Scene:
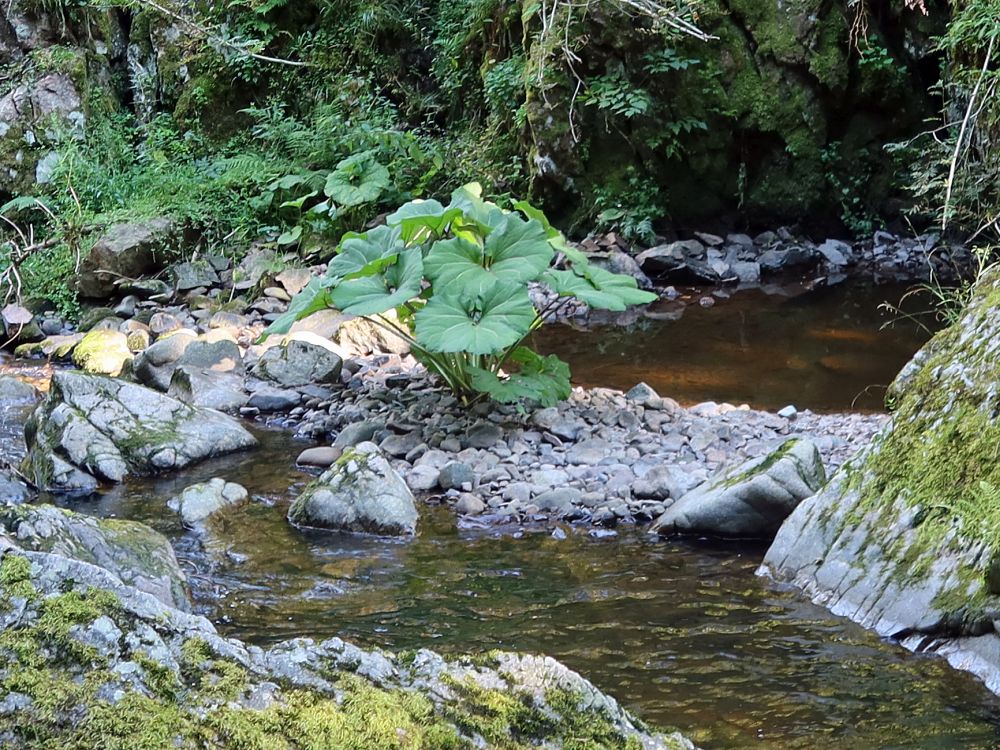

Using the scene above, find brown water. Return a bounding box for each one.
[533,282,936,412]
[46,429,1000,750]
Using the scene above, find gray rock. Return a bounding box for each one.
[454,493,486,515]
[22,372,257,493]
[296,447,341,468]
[0,471,29,504]
[172,260,220,291]
[632,465,700,500]
[177,339,244,374]
[438,461,475,491]
[406,465,440,491]
[0,376,38,405]
[132,332,196,391]
[652,438,826,538]
[252,340,342,388]
[334,420,384,448]
[379,431,422,458]
[0,504,189,609]
[817,239,852,266]
[168,477,248,529]
[288,442,418,535]
[466,421,502,448]
[534,487,582,513]
[247,386,302,412]
[75,219,178,299]
[167,366,249,413]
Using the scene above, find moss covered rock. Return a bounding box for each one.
[71,329,132,376]
[0,545,697,749]
[22,371,257,494]
[761,265,1000,693]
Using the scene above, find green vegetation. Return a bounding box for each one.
[264,185,656,405]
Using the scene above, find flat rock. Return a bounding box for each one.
[168,477,248,529]
[296,446,342,468]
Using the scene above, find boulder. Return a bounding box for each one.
[0,470,29,504]
[22,371,257,493]
[652,438,826,538]
[167,366,248,413]
[75,218,178,299]
[168,477,248,531]
[71,329,132,376]
[0,376,38,405]
[0,504,189,609]
[0,544,694,750]
[288,442,419,536]
[252,339,342,388]
[761,267,1000,692]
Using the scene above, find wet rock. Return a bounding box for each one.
[252,339,342,388]
[288,442,419,535]
[0,471,29,504]
[247,386,301,412]
[0,376,38,405]
[333,420,383,448]
[466,421,502,448]
[454,493,486,515]
[652,438,825,538]
[168,477,248,530]
[0,504,189,609]
[817,239,852,266]
[75,219,178,299]
[22,372,257,493]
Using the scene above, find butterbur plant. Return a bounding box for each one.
[263,184,657,406]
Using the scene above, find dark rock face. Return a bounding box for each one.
[21,371,257,494]
[75,219,180,299]
[761,267,1000,694]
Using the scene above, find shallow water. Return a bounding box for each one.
[2,288,996,748]
[53,429,1000,750]
[533,282,936,412]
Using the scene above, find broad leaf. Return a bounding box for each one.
[324,152,390,207]
[423,237,492,292]
[448,183,507,238]
[482,214,555,282]
[386,199,462,243]
[469,347,571,407]
[414,281,537,355]
[543,266,658,311]
[326,225,404,281]
[259,277,330,340]
[329,247,423,316]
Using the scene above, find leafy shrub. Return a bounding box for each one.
[264,185,657,405]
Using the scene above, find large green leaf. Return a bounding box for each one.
[259,277,331,340]
[386,199,462,243]
[543,265,658,311]
[482,214,555,281]
[326,225,403,281]
[414,281,537,354]
[468,347,571,407]
[329,247,424,316]
[324,152,390,207]
[448,183,507,239]
[423,237,492,292]
[423,215,554,294]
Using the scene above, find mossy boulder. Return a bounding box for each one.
[652,438,826,538]
[71,329,132,376]
[761,266,1000,693]
[0,545,697,749]
[288,442,419,536]
[21,371,257,494]
[0,504,189,610]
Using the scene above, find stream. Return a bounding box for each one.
[3,282,998,749]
